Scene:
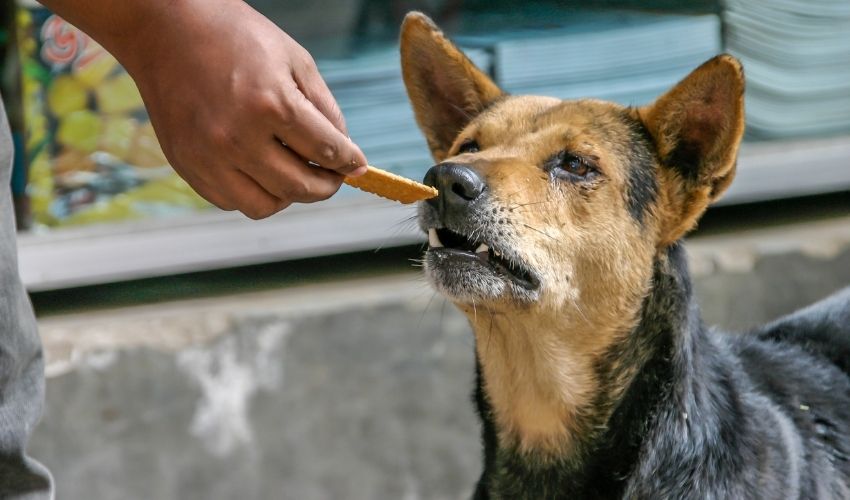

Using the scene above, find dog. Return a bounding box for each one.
[400,12,850,499]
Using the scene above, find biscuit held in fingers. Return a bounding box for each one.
[344,166,438,204]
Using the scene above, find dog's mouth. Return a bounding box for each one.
[426,227,540,292]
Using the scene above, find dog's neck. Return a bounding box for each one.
[468,244,727,496]
[465,302,616,457]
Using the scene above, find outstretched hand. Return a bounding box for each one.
[43,0,367,219]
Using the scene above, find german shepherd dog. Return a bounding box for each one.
[401,12,850,499]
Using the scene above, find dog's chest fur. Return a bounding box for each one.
[473,245,850,500]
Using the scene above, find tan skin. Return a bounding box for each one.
[40,0,368,219]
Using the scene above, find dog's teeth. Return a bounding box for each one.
[475,243,489,254]
[494,250,502,257]
[428,228,443,248]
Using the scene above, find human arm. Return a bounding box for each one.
[39,0,368,219]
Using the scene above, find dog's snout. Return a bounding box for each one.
[424,163,486,212]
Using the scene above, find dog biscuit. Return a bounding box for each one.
[344,165,438,204]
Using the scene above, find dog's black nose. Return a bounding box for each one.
[423,163,486,211]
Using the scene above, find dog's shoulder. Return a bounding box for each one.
[751,286,850,377]
[728,288,850,492]
[726,287,850,415]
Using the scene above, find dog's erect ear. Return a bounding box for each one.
[639,55,745,246]
[401,12,503,161]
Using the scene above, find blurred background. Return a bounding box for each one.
[2,0,849,498]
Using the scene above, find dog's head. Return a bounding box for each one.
[405,13,744,326]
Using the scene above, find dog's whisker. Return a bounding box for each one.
[505,188,526,197]
[438,296,448,338]
[417,290,439,333]
[520,223,559,242]
[507,200,553,209]
[393,214,419,228]
[572,298,592,327]
[486,305,496,356]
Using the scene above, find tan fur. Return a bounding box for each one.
[638,55,746,246]
[402,13,745,459]
[400,13,503,161]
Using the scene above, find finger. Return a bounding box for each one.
[214,167,287,219]
[239,140,344,204]
[292,57,348,134]
[274,82,368,176]
[171,164,238,211]
[293,71,368,178]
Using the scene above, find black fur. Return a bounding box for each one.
[621,111,658,225]
[472,244,850,499]
[664,138,705,182]
[754,288,850,376]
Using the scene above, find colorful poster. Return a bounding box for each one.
[17,6,209,227]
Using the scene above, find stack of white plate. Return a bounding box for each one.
[317,47,491,191]
[724,0,850,138]
[459,11,721,106]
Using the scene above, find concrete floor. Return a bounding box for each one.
[28,194,850,500]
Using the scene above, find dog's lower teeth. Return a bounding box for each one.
[475,243,488,254]
[428,228,443,248]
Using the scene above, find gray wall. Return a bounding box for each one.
[29,218,850,500]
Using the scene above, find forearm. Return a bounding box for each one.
[37,0,227,75]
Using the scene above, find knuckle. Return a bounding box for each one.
[276,95,299,129]
[301,48,317,67]
[290,44,316,69]
[242,202,277,220]
[242,209,264,220]
[208,125,235,146]
[314,180,342,202]
[292,182,311,200]
[255,90,281,115]
[301,177,342,203]
[298,50,317,71]
[210,197,236,211]
[194,185,235,211]
[315,140,341,165]
[286,177,311,200]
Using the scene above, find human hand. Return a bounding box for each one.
[101,0,367,219]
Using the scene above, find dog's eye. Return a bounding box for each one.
[547,152,597,181]
[562,154,589,176]
[457,140,480,154]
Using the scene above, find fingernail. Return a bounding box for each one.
[350,165,368,177]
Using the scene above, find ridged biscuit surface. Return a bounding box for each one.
[344,166,438,204]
